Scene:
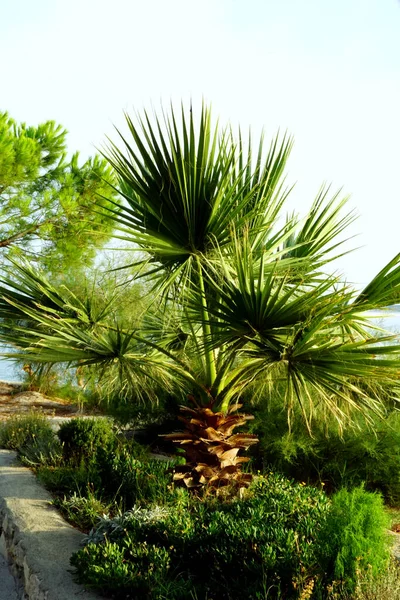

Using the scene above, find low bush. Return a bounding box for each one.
[72,536,187,599]
[19,432,62,467]
[319,486,390,594]
[36,464,101,496]
[0,411,61,467]
[57,417,116,466]
[0,411,55,451]
[96,444,175,508]
[52,492,111,532]
[250,400,400,503]
[36,429,162,523]
[72,473,331,599]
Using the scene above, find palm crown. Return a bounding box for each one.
[1,104,400,489]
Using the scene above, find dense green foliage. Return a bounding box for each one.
[250,399,400,504]
[0,111,116,269]
[52,492,111,533]
[0,411,49,449]
[319,487,390,592]
[35,417,173,511]
[2,104,400,430]
[71,474,330,599]
[70,477,391,600]
[0,411,62,466]
[0,414,394,598]
[57,417,116,466]
[96,446,175,507]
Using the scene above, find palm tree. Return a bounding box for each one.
[1,103,400,493]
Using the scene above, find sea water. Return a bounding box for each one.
[0,350,22,382]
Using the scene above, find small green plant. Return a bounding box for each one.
[52,491,111,532]
[36,464,101,496]
[36,427,158,518]
[318,486,391,594]
[0,411,55,451]
[0,411,61,467]
[71,473,332,599]
[71,537,180,599]
[96,447,175,508]
[57,417,116,466]
[19,433,62,467]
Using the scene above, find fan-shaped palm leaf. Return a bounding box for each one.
[102,104,293,294]
[185,233,400,420]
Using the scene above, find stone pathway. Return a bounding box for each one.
[0,555,18,600]
[388,529,400,562]
[0,451,102,600]
[0,383,94,598]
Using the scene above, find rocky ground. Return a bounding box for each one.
[0,381,93,426]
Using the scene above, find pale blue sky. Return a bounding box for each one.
[1,0,400,286]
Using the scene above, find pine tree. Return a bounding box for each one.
[0,111,116,271]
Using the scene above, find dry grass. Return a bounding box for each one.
[325,560,400,600]
[352,560,400,600]
[386,506,400,531]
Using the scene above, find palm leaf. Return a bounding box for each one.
[101,104,293,294]
[353,252,400,309]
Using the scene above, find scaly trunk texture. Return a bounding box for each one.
[164,403,259,495]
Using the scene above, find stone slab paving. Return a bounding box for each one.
[0,450,102,600]
[0,554,18,600]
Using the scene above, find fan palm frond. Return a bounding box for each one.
[1,102,400,443]
[102,104,293,293]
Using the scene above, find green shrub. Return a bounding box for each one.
[96,445,174,508]
[72,476,392,599]
[71,537,186,599]
[57,417,116,466]
[71,473,331,599]
[0,412,62,468]
[36,464,101,496]
[37,427,156,511]
[0,411,57,454]
[250,400,400,503]
[319,486,390,594]
[19,433,62,467]
[52,492,111,532]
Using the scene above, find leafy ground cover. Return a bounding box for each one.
[0,413,398,599]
